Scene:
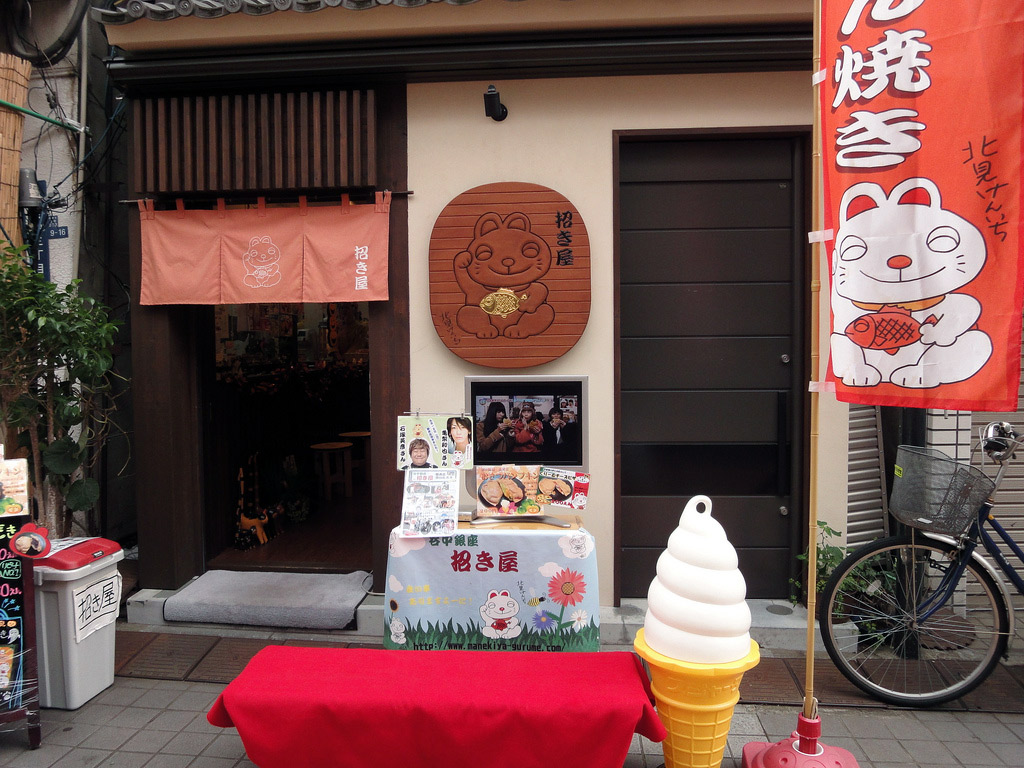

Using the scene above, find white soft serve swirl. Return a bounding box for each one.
[643,495,752,664]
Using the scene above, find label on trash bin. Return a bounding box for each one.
[72,573,122,643]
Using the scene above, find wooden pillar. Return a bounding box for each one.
[369,83,409,593]
[128,101,206,590]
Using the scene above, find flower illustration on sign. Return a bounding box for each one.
[547,568,586,607]
[570,609,589,632]
[532,611,556,633]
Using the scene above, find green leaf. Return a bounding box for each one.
[66,478,100,511]
[42,437,83,475]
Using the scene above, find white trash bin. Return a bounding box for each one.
[33,538,124,709]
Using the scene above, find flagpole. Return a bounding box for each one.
[804,0,824,722]
[740,4,861,763]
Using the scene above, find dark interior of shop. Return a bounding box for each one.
[201,302,373,574]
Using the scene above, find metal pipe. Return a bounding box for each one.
[0,96,84,134]
[74,15,89,280]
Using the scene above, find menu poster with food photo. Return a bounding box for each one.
[400,469,460,538]
[396,414,474,471]
[0,459,28,516]
[475,465,542,517]
[537,467,590,511]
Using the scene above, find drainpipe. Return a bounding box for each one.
[73,13,88,280]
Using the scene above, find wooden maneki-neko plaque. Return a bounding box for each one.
[429,183,591,368]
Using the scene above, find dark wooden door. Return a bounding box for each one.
[616,133,807,599]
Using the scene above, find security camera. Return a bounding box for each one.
[484,85,507,122]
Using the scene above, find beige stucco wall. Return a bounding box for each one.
[408,71,849,605]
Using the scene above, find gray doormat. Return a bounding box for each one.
[163,570,371,630]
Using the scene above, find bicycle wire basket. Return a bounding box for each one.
[889,446,996,535]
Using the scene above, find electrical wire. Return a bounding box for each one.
[4,0,90,68]
[51,98,126,196]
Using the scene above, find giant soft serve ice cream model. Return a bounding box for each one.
[634,495,760,768]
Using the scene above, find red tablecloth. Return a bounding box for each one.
[208,646,665,768]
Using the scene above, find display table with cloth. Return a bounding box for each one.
[384,516,599,650]
[207,646,665,768]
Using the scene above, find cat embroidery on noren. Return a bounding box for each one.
[453,212,555,339]
[830,177,993,388]
[242,235,282,288]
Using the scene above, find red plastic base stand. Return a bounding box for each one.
[742,713,860,768]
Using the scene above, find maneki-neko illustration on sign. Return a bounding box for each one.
[429,182,591,368]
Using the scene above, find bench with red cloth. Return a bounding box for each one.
[207,645,666,768]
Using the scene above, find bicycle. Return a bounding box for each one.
[819,420,1024,707]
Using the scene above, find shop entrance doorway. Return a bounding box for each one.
[615,131,808,599]
[201,302,373,573]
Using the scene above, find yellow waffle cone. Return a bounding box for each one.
[634,629,759,768]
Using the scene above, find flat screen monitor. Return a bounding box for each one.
[465,376,587,470]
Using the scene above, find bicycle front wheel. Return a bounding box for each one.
[819,534,1009,707]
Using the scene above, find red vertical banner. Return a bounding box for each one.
[821,1,1024,411]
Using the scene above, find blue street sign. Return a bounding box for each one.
[36,215,67,282]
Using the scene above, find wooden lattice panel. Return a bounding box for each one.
[132,89,376,195]
[428,182,590,368]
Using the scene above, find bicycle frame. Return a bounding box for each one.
[918,500,1023,643]
[978,507,1024,594]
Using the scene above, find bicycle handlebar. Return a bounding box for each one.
[981,420,1020,462]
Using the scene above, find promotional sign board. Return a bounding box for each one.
[0,515,30,712]
[821,1,1024,410]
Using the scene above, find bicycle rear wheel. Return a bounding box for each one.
[819,534,1009,707]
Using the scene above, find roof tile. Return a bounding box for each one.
[93,0,542,25]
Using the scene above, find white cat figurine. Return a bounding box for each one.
[830,177,992,388]
[479,589,523,639]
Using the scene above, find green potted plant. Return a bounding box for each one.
[790,520,849,606]
[0,242,122,537]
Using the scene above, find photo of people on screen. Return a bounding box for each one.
[476,401,514,455]
[542,406,578,461]
[472,390,582,466]
[512,401,544,453]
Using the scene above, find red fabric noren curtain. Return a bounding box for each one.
[139,192,390,305]
[821,1,1024,411]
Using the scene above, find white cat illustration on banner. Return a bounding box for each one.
[830,177,993,389]
[243,235,283,288]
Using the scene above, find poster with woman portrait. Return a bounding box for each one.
[396,414,474,470]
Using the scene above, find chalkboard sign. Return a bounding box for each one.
[0,454,41,745]
[0,515,30,710]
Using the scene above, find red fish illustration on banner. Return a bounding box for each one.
[821,1,1024,410]
[844,308,937,356]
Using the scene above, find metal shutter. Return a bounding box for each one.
[846,405,889,546]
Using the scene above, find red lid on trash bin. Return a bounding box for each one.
[34,538,121,570]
